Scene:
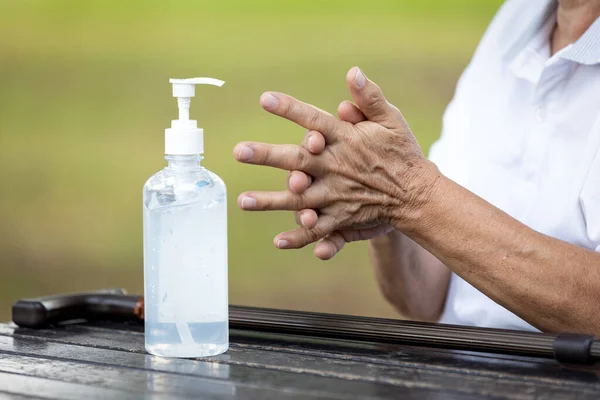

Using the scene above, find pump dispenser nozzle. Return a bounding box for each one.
[165,77,225,155]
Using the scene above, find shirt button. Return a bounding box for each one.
[535,106,547,122]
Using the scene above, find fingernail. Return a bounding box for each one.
[300,214,306,227]
[307,135,314,152]
[261,93,279,110]
[241,196,257,209]
[277,239,290,249]
[355,68,366,89]
[237,145,254,161]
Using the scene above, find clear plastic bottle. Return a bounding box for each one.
[143,78,228,358]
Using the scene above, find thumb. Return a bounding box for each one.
[346,66,407,130]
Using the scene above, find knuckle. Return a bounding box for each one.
[304,229,320,244]
[366,93,386,111]
[302,184,323,209]
[281,97,294,116]
[312,216,334,238]
[307,110,322,129]
[292,193,305,210]
[257,146,271,165]
[295,147,308,170]
[261,195,272,210]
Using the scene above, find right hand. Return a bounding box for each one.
[288,100,394,261]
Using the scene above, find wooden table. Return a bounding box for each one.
[1,319,599,399]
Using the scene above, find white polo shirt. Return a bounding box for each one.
[429,0,600,330]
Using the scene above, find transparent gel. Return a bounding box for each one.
[143,154,228,357]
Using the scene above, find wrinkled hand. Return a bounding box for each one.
[234,67,438,254]
[289,102,394,260]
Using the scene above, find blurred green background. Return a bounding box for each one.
[0,0,502,321]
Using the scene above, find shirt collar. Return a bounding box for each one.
[503,0,557,63]
[560,16,600,65]
[504,0,600,66]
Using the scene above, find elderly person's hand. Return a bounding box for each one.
[288,102,395,260]
[234,67,439,254]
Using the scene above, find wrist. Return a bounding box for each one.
[389,159,444,232]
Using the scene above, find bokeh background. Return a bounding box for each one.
[0,0,503,321]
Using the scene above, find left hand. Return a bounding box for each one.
[234,67,439,250]
[289,103,394,260]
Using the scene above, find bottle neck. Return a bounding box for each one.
[165,154,203,169]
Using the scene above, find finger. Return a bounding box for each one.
[346,66,406,130]
[288,170,312,194]
[234,142,322,175]
[238,190,317,211]
[302,130,326,154]
[337,100,367,124]
[295,209,318,229]
[314,231,347,260]
[260,92,339,143]
[274,216,337,249]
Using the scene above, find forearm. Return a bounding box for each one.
[369,230,450,321]
[405,168,600,334]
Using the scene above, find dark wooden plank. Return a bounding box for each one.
[2,324,600,399]
[0,324,145,353]
[0,335,491,400]
[0,371,148,400]
[0,392,47,400]
[0,353,335,400]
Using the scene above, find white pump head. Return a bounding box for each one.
[165,77,225,155]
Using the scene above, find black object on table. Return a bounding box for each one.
[3,294,600,399]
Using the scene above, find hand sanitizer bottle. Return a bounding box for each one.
[143,77,228,358]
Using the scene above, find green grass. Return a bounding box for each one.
[0,0,503,320]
